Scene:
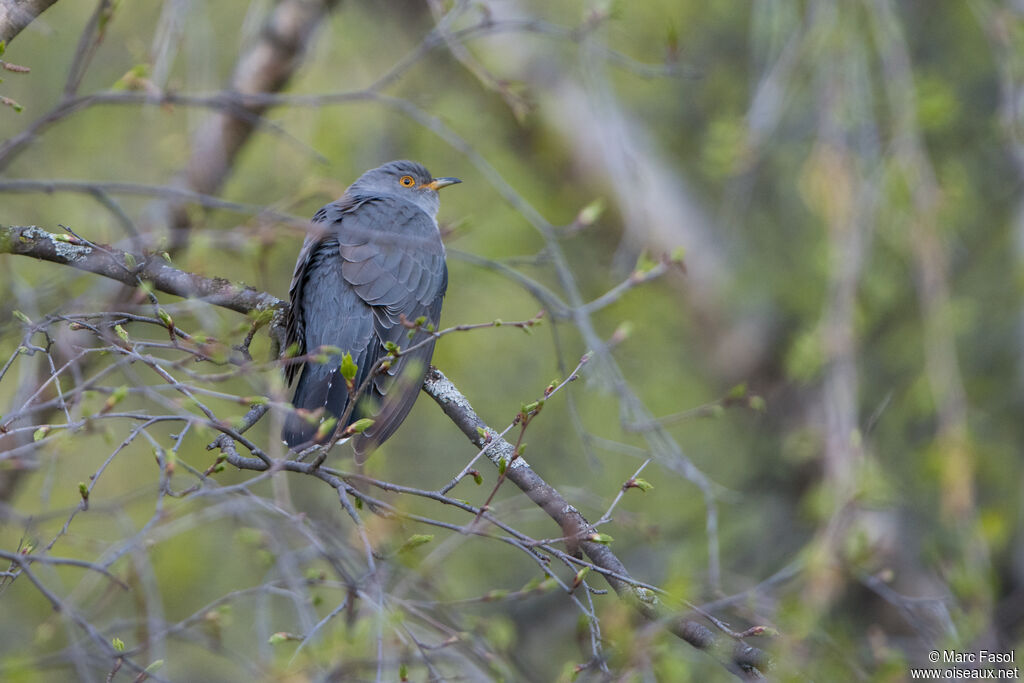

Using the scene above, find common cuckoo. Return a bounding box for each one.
[282,160,459,459]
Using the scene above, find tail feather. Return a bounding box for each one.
[282,362,334,448]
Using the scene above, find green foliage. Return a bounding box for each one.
[339,352,357,381]
[346,417,374,434]
[396,534,434,554]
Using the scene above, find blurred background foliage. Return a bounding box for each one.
[1,0,1022,680]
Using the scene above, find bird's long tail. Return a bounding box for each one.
[282,361,337,448]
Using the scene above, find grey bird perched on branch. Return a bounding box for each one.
[282,160,460,460]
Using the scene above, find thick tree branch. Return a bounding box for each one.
[0,225,769,678]
[0,225,282,316]
[0,0,59,44]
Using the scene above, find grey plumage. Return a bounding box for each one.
[282,160,458,460]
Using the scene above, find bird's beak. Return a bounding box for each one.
[425,177,461,191]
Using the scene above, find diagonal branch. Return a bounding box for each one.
[423,367,768,679]
[0,0,60,44]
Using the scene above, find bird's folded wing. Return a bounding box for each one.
[335,197,448,460]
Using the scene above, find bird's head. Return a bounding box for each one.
[350,160,461,216]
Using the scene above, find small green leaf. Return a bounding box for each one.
[12,310,30,324]
[33,426,49,441]
[749,395,767,412]
[628,477,654,493]
[476,426,487,440]
[318,344,342,355]
[104,385,129,411]
[144,660,164,674]
[114,62,151,90]
[78,482,89,501]
[314,417,337,441]
[123,252,137,270]
[727,383,748,400]
[346,418,374,435]
[670,246,686,263]
[157,308,173,328]
[114,324,130,343]
[588,533,614,545]
[571,566,590,590]
[339,352,358,381]
[537,577,558,592]
[397,534,434,554]
[414,316,426,326]
[471,471,483,485]
[111,637,125,652]
[577,198,606,226]
[249,308,275,325]
[498,458,508,475]
[383,341,401,356]
[635,250,658,274]
[267,632,293,645]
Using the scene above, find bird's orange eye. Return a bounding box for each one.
[399,175,415,187]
